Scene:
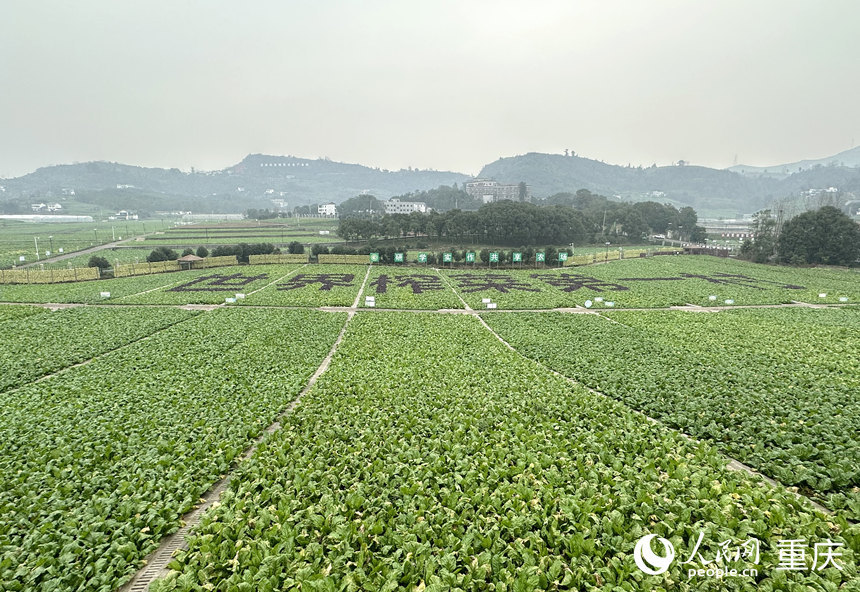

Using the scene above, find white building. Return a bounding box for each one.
[385,198,426,214]
[111,210,140,220]
[464,179,529,203]
[318,202,337,217]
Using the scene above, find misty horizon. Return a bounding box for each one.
[5,142,860,181]
[3,1,859,178]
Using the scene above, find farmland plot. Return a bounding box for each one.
[484,308,860,520]
[152,313,854,591]
[0,270,211,304]
[359,267,465,309]
[119,265,300,305]
[0,309,346,592]
[0,304,49,323]
[0,307,197,393]
[240,264,367,307]
[440,256,858,309]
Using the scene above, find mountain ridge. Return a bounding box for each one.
[3,148,859,217]
[728,145,860,178]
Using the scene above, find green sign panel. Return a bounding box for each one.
[558,252,568,262]
[535,252,546,262]
[512,252,522,262]
[417,252,428,263]
[394,252,404,263]
[369,252,380,263]
[465,252,476,262]
[489,252,499,263]
[443,252,453,263]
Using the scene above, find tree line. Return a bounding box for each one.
[740,206,859,266]
[336,190,706,245]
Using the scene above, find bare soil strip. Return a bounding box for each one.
[434,266,472,311]
[351,265,372,309]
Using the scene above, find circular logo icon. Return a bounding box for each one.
[634,534,675,575]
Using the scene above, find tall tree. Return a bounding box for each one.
[777,206,860,265]
[339,194,383,219]
[739,210,777,263]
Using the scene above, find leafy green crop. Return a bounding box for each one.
[152,313,855,591]
[0,307,197,393]
[485,308,860,521]
[0,304,49,323]
[439,256,859,309]
[119,265,298,305]
[359,267,464,310]
[240,264,367,307]
[0,309,347,592]
[0,270,210,304]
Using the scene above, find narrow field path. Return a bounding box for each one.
[472,310,841,520]
[0,313,200,395]
[117,310,357,592]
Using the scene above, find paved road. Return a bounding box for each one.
[20,238,142,267]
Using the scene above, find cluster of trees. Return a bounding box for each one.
[146,246,180,262]
[304,243,574,265]
[337,190,705,246]
[388,185,479,212]
[144,245,211,262]
[740,206,859,266]
[244,208,285,220]
[87,255,111,269]
[143,243,283,264]
[210,242,281,263]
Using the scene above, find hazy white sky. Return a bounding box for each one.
[2,0,859,177]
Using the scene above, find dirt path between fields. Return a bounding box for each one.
[117,310,356,592]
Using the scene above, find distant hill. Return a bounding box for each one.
[3,149,860,218]
[729,146,860,178]
[0,155,469,214]
[479,152,860,217]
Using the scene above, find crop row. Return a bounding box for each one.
[119,265,300,305]
[358,267,464,310]
[0,307,197,393]
[484,308,860,520]
[0,304,48,323]
[234,264,366,307]
[0,309,347,592]
[0,271,210,304]
[440,256,859,309]
[152,313,854,591]
[0,257,856,310]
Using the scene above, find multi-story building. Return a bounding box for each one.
[464,179,529,203]
[384,198,427,215]
[318,202,338,217]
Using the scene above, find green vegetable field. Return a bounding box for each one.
[484,308,860,522]
[0,306,197,392]
[151,314,855,591]
[0,255,857,591]
[0,309,346,591]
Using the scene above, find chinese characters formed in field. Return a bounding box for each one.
[277,273,356,291]
[170,273,269,292]
[534,273,630,293]
[620,272,805,290]
[370,274,444,294]
[451,274,540,293]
